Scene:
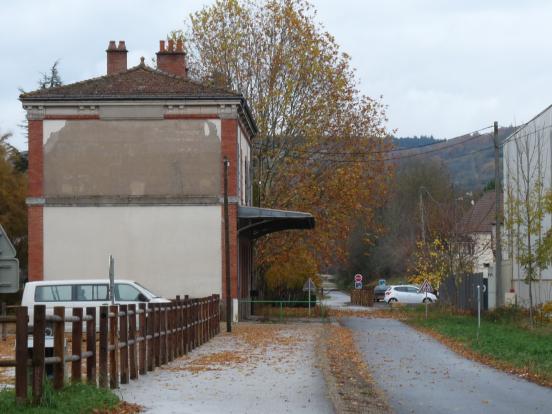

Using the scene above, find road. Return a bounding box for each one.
[323,284,375,311]
[343,317,552,414]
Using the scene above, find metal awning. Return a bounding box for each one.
[238,206,315,240]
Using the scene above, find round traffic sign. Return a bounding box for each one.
[354,273,363,282]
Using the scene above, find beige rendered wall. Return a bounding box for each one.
[43,119,221,197]
[43,206,221,298]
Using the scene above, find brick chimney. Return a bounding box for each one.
[106,40,128,75]
[156,39,188,78]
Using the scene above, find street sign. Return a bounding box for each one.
[0,225,17,259]
[302,278,316,292]
[355,281,363,290]
[419,279,433,320]
[419,279,433,294]
[354,274,363,283]
[0,225,19,293]
[0,258,19,293]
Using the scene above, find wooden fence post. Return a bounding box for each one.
[154,304,160,368]
[184,296,189,354]
[204,299,208,343]
[15,306,28,404]
[128,304,137,380]
[119,304,129,384]
[99,306,108,388]
[167,303,173,363]
[210,295,214,339]
[175,297,182,357]
[86,307,96,385]
[147,304,154,371]
[109,305,119,389]
[138,303,146,375]
[188,299,193,351]
[172,302,177,359]
[200,299,204,344]
[53,306,65,390]
[32,305,45,404]
[190,299,195,350]
[71,308,83,383]
[194,299,199,348]
[161,304,167,365]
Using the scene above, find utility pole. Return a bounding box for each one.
[223,157,232,332]
[493,121,502,306]
[419,189,426,244]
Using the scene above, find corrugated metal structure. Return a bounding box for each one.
[503,104,552,306]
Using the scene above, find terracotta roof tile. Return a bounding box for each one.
[20,64,241,101]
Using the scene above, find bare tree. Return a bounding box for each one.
[504,124,549,327]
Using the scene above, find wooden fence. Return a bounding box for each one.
[0,294,220,404]
[350,289,373,307]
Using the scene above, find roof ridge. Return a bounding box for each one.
[19,64,147,99]
[20,63,241,100]
[142,65,241,96]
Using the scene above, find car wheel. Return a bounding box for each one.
[388,298,398,304]
[423,298,432,304]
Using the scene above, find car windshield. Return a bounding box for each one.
[134,282,162,298]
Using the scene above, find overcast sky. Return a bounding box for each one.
[2,0,552,149]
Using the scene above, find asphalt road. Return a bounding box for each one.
[343,317,552,414]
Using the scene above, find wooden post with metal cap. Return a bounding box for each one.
[493,121,502,306]
[223,157,232,332]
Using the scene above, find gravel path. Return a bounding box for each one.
[343,317,552,414]
[118,323,333,414]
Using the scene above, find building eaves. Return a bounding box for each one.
[19,63,258,136]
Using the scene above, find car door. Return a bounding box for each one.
[114,282,149,306]
[407,286,422,303]
[394,286,408,302]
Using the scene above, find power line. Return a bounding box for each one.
[252,126,492,162]
[282,133,495,164]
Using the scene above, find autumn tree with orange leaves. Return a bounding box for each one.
[0,131,27,273]
[175,0,392,296]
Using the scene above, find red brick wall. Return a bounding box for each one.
[106,41,127,75]
[28,206,43,281]
[28,120,43,197]
[157,54,186,77]
[28,119,44,281]
[221,118,239,298]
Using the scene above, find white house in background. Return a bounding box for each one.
[459,191,497,274]
[458,190,500,309]
[503,104,552,307]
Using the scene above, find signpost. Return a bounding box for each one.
[303,278,316,317]
[354,274,363,290]
[418,279,433,320]
[0,224,19,294]
[477,285,481,340]
[108,255,115,305]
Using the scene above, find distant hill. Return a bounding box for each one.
[393,127,515,191]
[392,135,443,149]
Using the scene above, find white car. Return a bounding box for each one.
[22,279,170,332]
[385,285,437,304]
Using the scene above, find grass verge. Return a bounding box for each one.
[0,382,141,414]
[402,306,552,387]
